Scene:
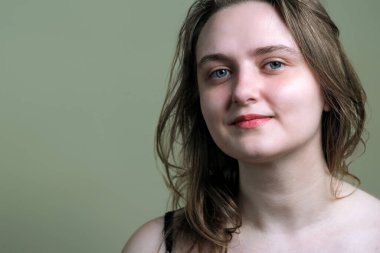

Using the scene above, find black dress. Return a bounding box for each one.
[164,211,174,253]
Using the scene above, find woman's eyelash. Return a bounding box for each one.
[206,61,283,80]
[264,61,284,70]
[209,69,231,79]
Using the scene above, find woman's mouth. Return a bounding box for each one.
[232,114,272,129]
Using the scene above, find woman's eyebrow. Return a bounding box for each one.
[197,44,300,69]
[252,44,300,57]
[197,53,230,70]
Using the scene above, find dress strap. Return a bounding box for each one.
[164,211,174,253]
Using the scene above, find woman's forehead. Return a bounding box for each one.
[196,1,298,60]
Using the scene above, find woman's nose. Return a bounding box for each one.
[231,67,261,105]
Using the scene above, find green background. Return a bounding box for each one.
[0,1,378,252]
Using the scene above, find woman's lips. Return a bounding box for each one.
[232,114,272,128]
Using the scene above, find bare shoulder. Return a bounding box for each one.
[328,184,380,252]
[340,183,380,236]
[348,185,380,217]
[121,216,165,253]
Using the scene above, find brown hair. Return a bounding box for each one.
[155,0,366,252]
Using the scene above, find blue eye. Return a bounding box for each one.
[267,61,283,70]
[210,69,230,79]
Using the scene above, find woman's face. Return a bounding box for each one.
[196,1,327,164]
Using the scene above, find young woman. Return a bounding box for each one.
[124,0,380,252]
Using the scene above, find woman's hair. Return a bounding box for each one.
[155,0,366,252]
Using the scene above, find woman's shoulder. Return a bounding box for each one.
[348,185,380,214]
[339,184,380,238]
[353,188,380,223]
[349,188,380,250]
[121,216,166,253]
[340,183,380,216]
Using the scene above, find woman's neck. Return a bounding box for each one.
[238,148,335,234]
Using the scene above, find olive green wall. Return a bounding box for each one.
[0,1,378,252]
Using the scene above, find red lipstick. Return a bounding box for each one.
[232,114,272,128]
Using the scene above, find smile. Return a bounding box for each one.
[232,114,272,129]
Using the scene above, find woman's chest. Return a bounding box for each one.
[226,227,380,253]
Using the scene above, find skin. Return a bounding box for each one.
[196,2,327,166]
[196,0,329,231]
[123,2,380,253]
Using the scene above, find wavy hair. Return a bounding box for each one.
[155,0,366,252]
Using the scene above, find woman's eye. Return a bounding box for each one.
[209,69,230,79]
[265,61,283,70]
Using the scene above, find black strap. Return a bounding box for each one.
[164,211,174,253]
